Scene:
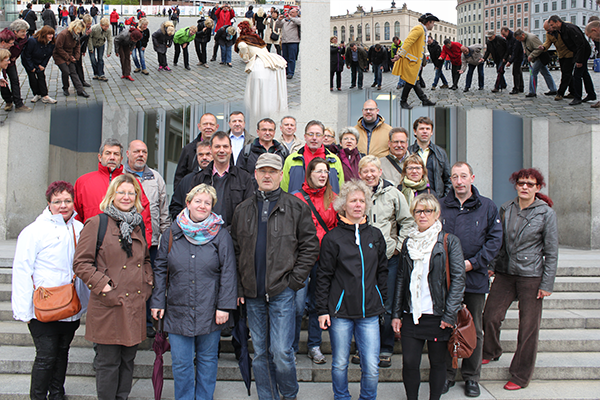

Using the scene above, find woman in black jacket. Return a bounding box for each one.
[316,180,388,400]
[194,17,213,67]
[41,3,57,30]
[392,193,465,400]
[21,25,57,104]
[330,36,344,91]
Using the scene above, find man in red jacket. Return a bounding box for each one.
[440,39,463,90]
[74,138,153,245]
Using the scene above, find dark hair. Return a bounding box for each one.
[508,168,553,207]
[388,127,408,141]
[305,120,325,135]
[196,139,211,149]
[257,117,276,130]
[500,27,510,32]
[413,116,434,131]
[452,161,473,175]
[45,3,50,8]
[46,181,74,203]
[306,157,335,210]
[209,131,231,147]
[375,43,382,50]
[0,28,16,43]
[443,38,451,45]
[392,36,399,41]
[548,15,563,23]
[34,26,56,45]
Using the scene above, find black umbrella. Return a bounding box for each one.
[231,304,252,396]
[152,318,170,400]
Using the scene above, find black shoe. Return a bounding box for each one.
[565,93,575,99]
[450,85,458,90]
[349,85,356,89]
[465,381,480,397]
[491,88,500,93]
[400,101,412,109]
[173,63,178,66]
[82,81,91,87]
[582,95,597,103]
[544,91,557,96]
[351,351,360,365]
[357,86,363,90]
[569,98,583,106]
[422,99,436,106]
[63,89,70,96]
[146,325,156,339]
[478,87,484,90]
[442,380,455,394]
[509,90,519,95]
[463,88,469,92]
[525,93,537,98]
[210,57,216,62]
[371,83,377,87]
[185,66,191,70]
[420,82,426,88]
[77,91,90,98]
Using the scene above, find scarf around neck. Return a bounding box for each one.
[338,146,361,181]
[105,203,143,257]
[402,176,429,201]
[177,208,223,245]
[406,220,442,324]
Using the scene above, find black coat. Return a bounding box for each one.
[194,19,212,43]
[368,46,387,65]
[483,36,507,65]
[21,37,54,72]
[135,28,150,49]
[316,219,388,319]
[440,186,503,294]
[236,138,288,177]
[173,132,201,190]
[23,9,37,31]
[41,9,56,29]
[330,44,344,72]
[557,22,591,64]
[428,40,444,68]
[392,231,465,326]
[152,24,173,54]
[503,30,523,64]
[214,25,237,47]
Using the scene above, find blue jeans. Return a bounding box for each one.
[432,67,448,87]
[92,15,97,24]
[282,42,299,77]
[372,64,383,86]
[61,16,68,26]
[293,262,322,352]
[169,330,221,400]
[132,47,146,70]
[89,44,105,77]
[465,63,484,89]
[330,316,380,400]
[350,61,363,88]
[379,254,398,356]
[528,59,557,95]
[220,44,231,64]
[246,287,298,400]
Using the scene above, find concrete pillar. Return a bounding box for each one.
[102,105,138,145]
[591,124,600,249]
[462,108,494,198]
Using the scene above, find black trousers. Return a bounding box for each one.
[266,43,281,55]
[330,69,342,89]
[451,64,461,87]
[157,52,167,67]
[557,57,574,96]
[174,42,190,67]
[3,63,24,107]
[194,40,208,64]
[511,62,524,92]
[26,69,49,97]
[95,343,139,400]
[28,319,80,400]
[401,81,427,102]
[402,334,448,400]
[57,62,84,93]
[212,43,219,60]
[75,57,87,85]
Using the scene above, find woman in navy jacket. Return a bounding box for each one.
[21,25,57,104]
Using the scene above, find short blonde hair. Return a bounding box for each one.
[358,155,381,171]
[138,18,149,28]
[82,14,93,25]
[167,26,175,36]
[188,25,198,34]
[100,17,109,26]
[333,180,373,216]
[226,26,236,36]
[100,174,144,213]
[409,193,440,216]
[0,49,10,62]
[186,183,217,207]
[204,19,214,28]
[324,127,336,142]
[69,20,86,35]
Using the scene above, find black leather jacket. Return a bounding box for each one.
[392,231,465,326]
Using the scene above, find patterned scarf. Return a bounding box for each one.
[406,220,442,324]
[401,176,430,202]
[104,203,143,257]
[177,208,223,245]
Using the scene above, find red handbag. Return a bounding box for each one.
[444,234,477,369]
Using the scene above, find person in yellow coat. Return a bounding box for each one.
[391,13,439,109]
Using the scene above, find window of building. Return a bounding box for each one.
[510,19,514,28]
[535,4,540,12]
[365,23,370,41]
[357,24,362,40]
[497,7,501,15]
[468,26,471,33]
[571,0,577,7]
[469,15,471,21]
[584,0,587,7]
[479,3,482,9]
[375,22,380,41]
[479,14,482,20]
[491,9,494,16]
[333,26,337,37]
[486,0,489,5]
[394,21,400,38]
[469,4,471,10]
[517,4,521,13]
[583,16,586,25]
[510,5,514,13]
[445,27,448,32]
[562,0,567,9]
[497,21,500,29]
[524,3,528,11]
[571,15,576,23]
[384,22,390,40]
[485,22,489,30]
[341,26,346,42]
[503,20,507,26]
[468,38,472,45]
[485,10,489,17]
[517,18,521,27]
[503,6,507,14]
[479,25,482,32]
[349,25,354,41]
[524,17,528,26]
[552,2,557,11]
[543,3,548,12]
[535,19,539,28]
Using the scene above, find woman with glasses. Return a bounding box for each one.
[482,168,558,391]
[12,181,89,400]
[399,154,434,204]
[73,174,153,400]
[392,193,465,400]
[332,127,362,182]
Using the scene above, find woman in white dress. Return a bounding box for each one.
[235,21,288,124]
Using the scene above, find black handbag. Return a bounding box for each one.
[538,51,551,66]
[270,32,279,41]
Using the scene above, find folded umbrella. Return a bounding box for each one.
[231,304,252,396]
[152,318,170,400]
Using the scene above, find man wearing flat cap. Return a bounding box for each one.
[391,13,438,109]
[231,153,320,400]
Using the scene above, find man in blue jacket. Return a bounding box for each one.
[439,162,503,398]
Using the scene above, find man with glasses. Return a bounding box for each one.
[380,127,410,186]
[281,120,344,193]
[355,99,392,158]
[439,162,502,398]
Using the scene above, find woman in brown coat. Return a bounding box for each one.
[53,19,89,97]
[73,174,152,400]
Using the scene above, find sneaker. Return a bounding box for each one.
[554,94,564,101]
[431,86,436,90]
[15,105,32,112]
[141,69,150,75]
[440,84,449,89]
[158,66,164,71]
[371,83,377,87]
[164,66,171,71]
[133,68,142,73]
[92,75,99,80]
[98,76,108,81]
[592,101,600,108]
[378,355,392,368]
[377,85,382,90]
[308,347,326,364]
[203,64,209,68]
[31,95,42,103]
[351,351,360,364]
[5,102,14,111]
[42,96,57,104]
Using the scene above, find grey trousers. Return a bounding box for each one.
[95,343,139,400]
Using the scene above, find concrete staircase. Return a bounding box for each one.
[1,246,600,397]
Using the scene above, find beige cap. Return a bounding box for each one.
[255,153,283,170]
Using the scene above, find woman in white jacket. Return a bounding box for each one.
[11,181,89,400]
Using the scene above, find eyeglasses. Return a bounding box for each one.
[50,199,73,205]
[516,181,538,188]
[414,209,434,216]
[324,135,335,139]
[116,191,137,197]
[305,133,324,138]
[363,108,377,112]
[406,166,422,171]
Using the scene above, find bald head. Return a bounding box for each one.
[127,140,148,172]
[362,99,379,124]
[543,20,551,33]
[460,45,469,54]
[586,20,600,41]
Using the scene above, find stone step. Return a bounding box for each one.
[0,321,599,354]
[0,269,9,284]
[508,292,600,310]
[0,346,599,383]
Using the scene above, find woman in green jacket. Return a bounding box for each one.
[173,25,197,70]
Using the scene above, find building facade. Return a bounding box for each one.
[330,3,457,47]
[531,0,600,41]
[457,0,485,46]
[483,0,531,35]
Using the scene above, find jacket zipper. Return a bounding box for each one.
[335,290,345,315]
[357,228,366,318]
[376,285,384,308]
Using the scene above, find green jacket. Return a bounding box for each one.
[281,146,344,194]
[173,27,195,44]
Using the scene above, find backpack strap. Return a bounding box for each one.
[96,213,108,258]
[243,143,252,159]
[299,189,330,234]
[168,229,173,253]
[386,154,404,175]
[443,233,450,291]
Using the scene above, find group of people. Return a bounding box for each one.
[12,101,559,400]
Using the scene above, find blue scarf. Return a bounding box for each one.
[176,208,223,245]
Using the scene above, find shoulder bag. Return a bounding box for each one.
[444,233,477,369]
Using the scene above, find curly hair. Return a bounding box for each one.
[46,181,75,203]
[509,168,554,207]
[235,20,265,51]
[333,180,373,216]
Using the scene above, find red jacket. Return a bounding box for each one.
[110,11,119,23]
[74,163,153,246]
[294,181,338,244]
[440,41,463,66]
[215,7,235,32]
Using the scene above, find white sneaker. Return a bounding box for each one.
[42,96,57,104]
[30,95,42,103]
[308,346,327,364]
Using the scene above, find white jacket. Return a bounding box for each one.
[12,208,89,322]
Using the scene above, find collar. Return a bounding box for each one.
[229,130,245,139]
[213,163,230,177]
[97,162,123,176]
[123,162,154,180]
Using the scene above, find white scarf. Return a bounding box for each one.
[406,220,442,324]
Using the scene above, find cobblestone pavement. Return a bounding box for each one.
[1,16,599,125]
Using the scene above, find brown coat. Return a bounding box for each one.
[53,29,81,65]
[73,215,152,347]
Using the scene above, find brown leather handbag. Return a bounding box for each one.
[444,234,477,369]
[32,226,82,323]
